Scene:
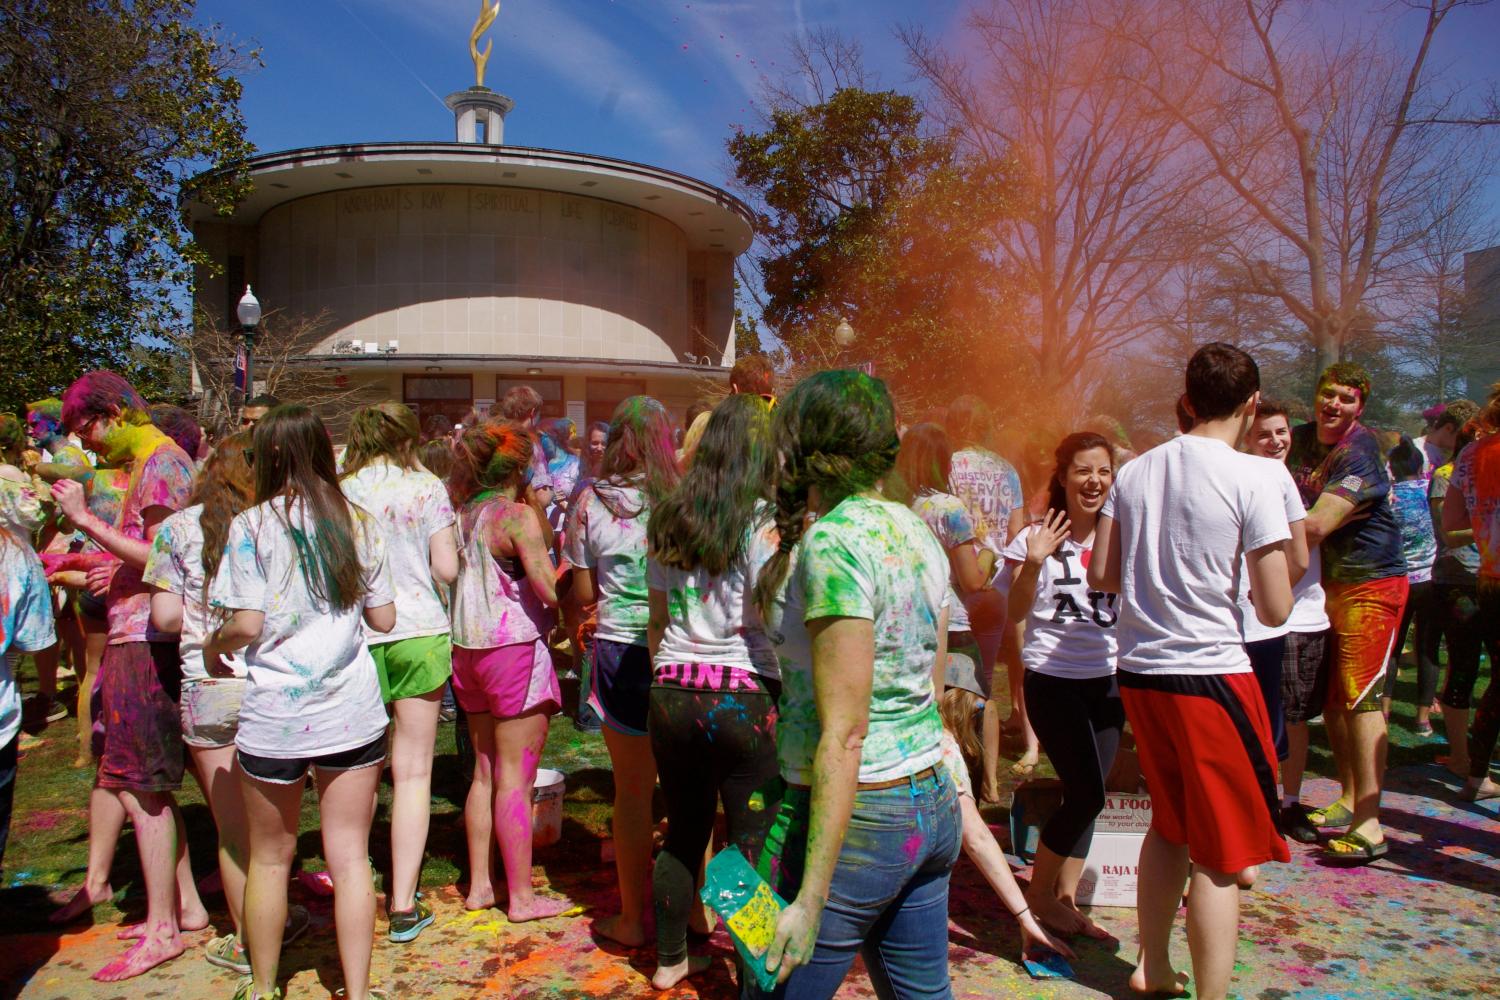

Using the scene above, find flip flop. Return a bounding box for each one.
[1322,830,1388,864]
[1306,800,1354,828]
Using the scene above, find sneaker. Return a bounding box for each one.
[232,974,283,1000]
[205,933,250,976]
[1280,803,1320,844]
[388,897,434,943]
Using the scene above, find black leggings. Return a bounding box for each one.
[1438,582,1500,710]
[1023,670,1125,859]
[1464,580,1500,780]
[648,681,783,967]
[1383,579,1441,705]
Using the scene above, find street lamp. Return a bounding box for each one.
[236,285,262,406]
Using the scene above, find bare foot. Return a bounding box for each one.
[506,895,574,923]
[1058,897,1113,940]
[1027,893,1088,937]
[1129,964,1189,997]
[50,882,113,925]
[1460,777,1500,802]
[92,931,187,981]
[464,886,498,911]
[652,955,713,990]
[594,913,648,949]
[979,782,1003,805]
[118,905,208,939]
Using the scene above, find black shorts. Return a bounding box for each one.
[1280,630,1331,724]
[237,734,387,785]
[589,637,652,736]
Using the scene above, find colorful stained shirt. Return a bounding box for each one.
[910,489,976,631]
[1451,436,1500,579]
[763,494,950,785]
[938,728,974,799]
[341,460,456,643]
[1430,461,1479,584]
[0,536,58,747]
[563,479,651,645]
[107,439,196,645]
[210,497,392,758]
[1389,479,1437,585]
[0,471,45,545]
[451,496,550,649]
[143,505,246,683]
[1285,422,1406,584]
[949,447,1024,554]
[647,502,779,676]
[547,452,581,504]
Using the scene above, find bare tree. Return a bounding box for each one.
[1117,0,1494,374]
[179,308,385,432]
[904,0,1216,396]
[1388,175,1500,406]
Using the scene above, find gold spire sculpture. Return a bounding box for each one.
[469,0,501,88]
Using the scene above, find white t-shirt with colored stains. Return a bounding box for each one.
[647,503,779,676]
[143,505,247,683]
[564,480,651,646]
[910,490,976,631]
[764,494,950,785]
[211,497,393,758]
[341,460,455,643]
[949,447,1024,554]
[0,538,57,748]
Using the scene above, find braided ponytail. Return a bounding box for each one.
[753,370,901,617]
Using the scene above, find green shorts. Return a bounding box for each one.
[370,634,453,703]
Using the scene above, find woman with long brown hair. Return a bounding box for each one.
[204,405,395,1000]
[341,402,459,943]
[644,393,780,988]
[447,420,569,922]
[145,432,309,974]
[562,396,680,947]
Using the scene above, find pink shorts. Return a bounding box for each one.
[452,638,561,720]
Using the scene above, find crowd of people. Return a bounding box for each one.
[0,346,1496,1000]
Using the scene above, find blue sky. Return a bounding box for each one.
[195,0,1499,217]
[193,0,958,188]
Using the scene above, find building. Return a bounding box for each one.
[1462,245,1500,401]
[186,78,754,430]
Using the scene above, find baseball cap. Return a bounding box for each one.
[944,652,985,698]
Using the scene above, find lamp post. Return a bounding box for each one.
[236,285,262,407]
[833,316,856,368]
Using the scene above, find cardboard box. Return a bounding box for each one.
[1075,793,1152,907]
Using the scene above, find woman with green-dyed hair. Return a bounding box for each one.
[750,370,961,997]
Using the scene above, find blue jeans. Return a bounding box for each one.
[747,766,962,1000]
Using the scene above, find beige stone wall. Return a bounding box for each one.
[232,184,733,364]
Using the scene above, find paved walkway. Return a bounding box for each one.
[3,767,1496,999]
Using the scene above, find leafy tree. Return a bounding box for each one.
[728,86,1024,409]
[0,0,255,412]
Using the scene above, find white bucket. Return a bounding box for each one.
[532,768,566,847]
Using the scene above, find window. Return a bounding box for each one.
[403,374,473,430]
[474,117,487,143]
[495,376,564,419]
[586,377,647,427]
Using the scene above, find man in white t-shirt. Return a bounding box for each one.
[1241,400,1333,844]
[1089,343,1294,1000]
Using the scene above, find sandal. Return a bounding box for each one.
[1306,800,1354,829]
[1322,830,1388,864]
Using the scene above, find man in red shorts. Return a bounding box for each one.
[1285,362,1408,861]
[49,372,200,981]
[1090,343,1294,1000]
